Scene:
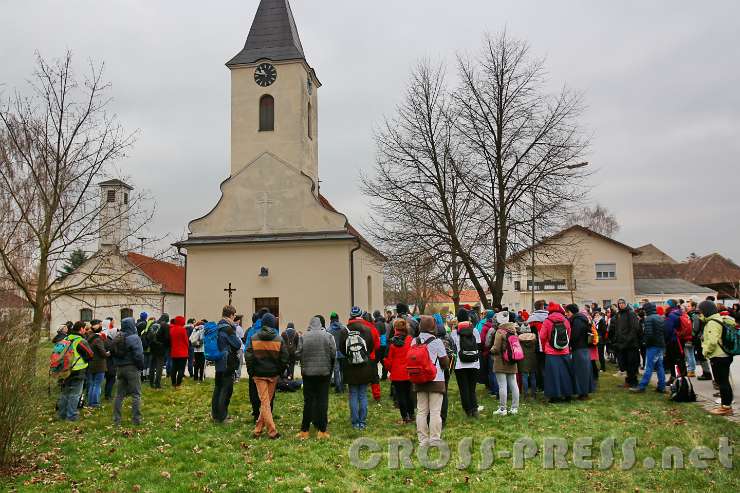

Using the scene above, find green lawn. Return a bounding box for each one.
[2,355,738,492]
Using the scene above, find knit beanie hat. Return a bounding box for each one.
[456,308,470,323]
[350,306,363,318]
[139,312,148,321]
[396,303,410,315]
[261,313,278,329]
[666,299,678,308]
[496,311,510,325]
[330,312,339,320]
[698,300,718,317]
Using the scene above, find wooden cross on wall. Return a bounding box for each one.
[224,282,237,305]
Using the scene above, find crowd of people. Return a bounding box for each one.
[50,295,737,446]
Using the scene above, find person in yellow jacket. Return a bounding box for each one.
[699,301,735,416]
[57,321,94,421]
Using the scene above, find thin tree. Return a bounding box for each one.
[0,52,155,364]
[453,31,590,306]
[564,204,620,237]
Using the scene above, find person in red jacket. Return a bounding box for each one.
[168,316,189,389]
[383,319,414,423]
[539,302,574,403]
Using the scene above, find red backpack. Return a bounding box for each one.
[49,337,78,381]
[678,314,693,343]
[406,336,438,384]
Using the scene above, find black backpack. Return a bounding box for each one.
[147,323,161,347]
[457,331,479,363]
[670,376,697,403]
[110,332,127,357]
[550,320,570,350]
[283,331,299,358]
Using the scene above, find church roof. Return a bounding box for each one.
[126,252,185,295]
[226,0,305,66]
[318,194,386,260]
[98,179,133,190]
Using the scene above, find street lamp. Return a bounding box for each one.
[530,162,589,311]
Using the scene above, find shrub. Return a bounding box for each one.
[0,312,42,468]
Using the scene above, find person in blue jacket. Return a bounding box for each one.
[211,305,242,423]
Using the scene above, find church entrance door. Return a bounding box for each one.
[254,297,279,324]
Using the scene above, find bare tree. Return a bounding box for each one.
[453,31,590,306]
[361,61,495,308]
[0,52,155,363]
[564,203,620,237]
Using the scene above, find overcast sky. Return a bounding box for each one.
[2,0,739,262]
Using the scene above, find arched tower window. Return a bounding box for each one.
[307,102,312,139]
[259,95,274,132]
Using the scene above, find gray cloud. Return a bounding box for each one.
[2,0,738,262]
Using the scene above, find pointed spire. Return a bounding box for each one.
[227,0,306,67]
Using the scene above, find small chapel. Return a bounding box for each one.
[176,0,385,326]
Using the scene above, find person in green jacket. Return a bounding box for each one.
[699,301,735,416]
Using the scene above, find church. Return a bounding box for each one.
[176,0,385,327]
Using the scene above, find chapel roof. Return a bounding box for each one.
[226,0,306,67]
[126,252,185,295]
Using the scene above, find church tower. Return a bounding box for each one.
[226,0,320,187]
[98,179,132,251]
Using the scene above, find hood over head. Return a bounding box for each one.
[456,308,470,323]
[158,313,170,324]
[261,313,278,330]
[547,302,565,315]
[172,315,186,326]
[643,302,657,315]
[308,317,322,331]
[121,317,136,335]
[496,311,510,325]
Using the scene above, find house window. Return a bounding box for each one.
[259,95,275,132]
[120,308,133,320]
[526,279,567,291]
[123,193,129,205]
[514,281,521,291]
[80,308,93,322]
[307,102,313,139]
[106,190,116,203]
[595,263,617,280]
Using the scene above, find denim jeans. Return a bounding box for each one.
[639,346,666,390]
[57,372,85,421]
[684,343,696,373]
[487,355,499,395]
[113,365,142,424]
[332,358,344,392]
[86,371,105,407]
[521,371,537,396]
[348,384,368,428]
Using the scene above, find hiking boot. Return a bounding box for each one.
[269,433,281,440]
[709,406,734,416]
[629,387,645,393]
[697,374,712,381]
[296,431,309,440]
[317,431,330,439]
[655,388,666,394]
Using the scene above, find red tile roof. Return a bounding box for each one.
[428,289,487,304]
[126,252,185,295]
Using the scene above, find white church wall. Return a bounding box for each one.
[50,292,166,335]
[352,247,385,315]
[185,240,352,329]
[163,294,185,319]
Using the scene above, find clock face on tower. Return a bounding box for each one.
[254,63,277,87]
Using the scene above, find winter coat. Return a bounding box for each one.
[338,319,376,385]
[245,326,289,378]
[383,335,412,381]
[539,307,572,356]
[189,325,205,353]
[595,317,607,343]
[86,332,109,374]
[168,316,190,358]
[642,304,666,348]
[480,319,495,357]
[328,321,348,358]
[111,318,145,370]
[664,307,681,346]
[612,308,641,351]
[149,315,170,356]
[702,314,731,359]
[517,332,537,373]
[528,309,549,353]
[491,325,518,374]
[296,317,336,377]
[215,320,242,373]
[569,313,591,351]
